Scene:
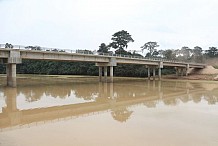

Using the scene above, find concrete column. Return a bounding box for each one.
[110,66,113,82]
[147,67,150,80]
[99,66,102,82]
[158,67,161,80]
[6,64,17,87]
[153,67,156,80]
[181,68,184,76]
[186,64,189,76]
[104,66,107,82]
[158,62,163,80]
[175,67,178,76]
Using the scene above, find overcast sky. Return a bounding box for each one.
[0,0,218,51]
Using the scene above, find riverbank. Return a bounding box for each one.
[162,74,218,81]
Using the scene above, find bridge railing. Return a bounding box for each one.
[0,44,205,65]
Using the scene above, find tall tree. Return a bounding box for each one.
[109,30,134,54]
[193,46,202,56]
[141,42,159,57]
[205,47,218,57]
[97,43,109,53]
[192,46,203,62]
[162,49,176,60]
[180,46,192,60]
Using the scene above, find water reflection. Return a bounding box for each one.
[0,79,218,130]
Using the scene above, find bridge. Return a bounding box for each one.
[0,44,206,87]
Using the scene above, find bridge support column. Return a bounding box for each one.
[158,67,161,80]
[104,66,107,82]
[96,58,117,83]
[5,50,22,87]
[186,64,189,76]
[158,62,163,80]
[109,66,113,82]
[6,64,17,87]
[147,67,150,80]
[99,66,103,82]
[153,67,156,80]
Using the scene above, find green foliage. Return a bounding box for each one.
[141,42,159,57]
[161,49,176,60]
[191,46,203,63]
[205,47,218,58]
[5,43,13,48]
[97,43,109,53]
[109,30,134,51]
[16,60,98,75]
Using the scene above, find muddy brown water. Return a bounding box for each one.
[0,75,218,146]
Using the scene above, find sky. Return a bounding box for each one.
[0,0,218,52]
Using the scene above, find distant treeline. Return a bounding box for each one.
[0,60,175,77]
[1,30,218,77]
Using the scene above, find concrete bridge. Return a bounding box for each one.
[0,44,206,87]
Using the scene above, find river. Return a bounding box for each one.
[0,75,218,146]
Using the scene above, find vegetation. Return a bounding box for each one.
[109,30,134,54]
[97,43,109,53]
[141,42,159,57]
[5,43,13,48]
[1,33,218,77]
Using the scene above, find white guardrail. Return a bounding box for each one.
[0,44,205,65]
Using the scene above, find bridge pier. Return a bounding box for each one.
[6,64,17,87]
[5,50,22,87]
[147,62,163,80]
[99,66,103,82]
[158,62,163,80]
[147,67,150,80]
[153,67,156,80]
[158,67,161,80]
[110,66,114,83]
[96,58,116,83]
[104,66,108,82]
[175,66,189,77]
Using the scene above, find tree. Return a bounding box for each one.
[180,46,192,60]
[205,47,218,57]
[5,43,13,48]
[141,42,159,57]
[109,30,134,54]
[162,49,176,60]
[193,46,202,56]
[192,46,203,63]
[97,43,109,53]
